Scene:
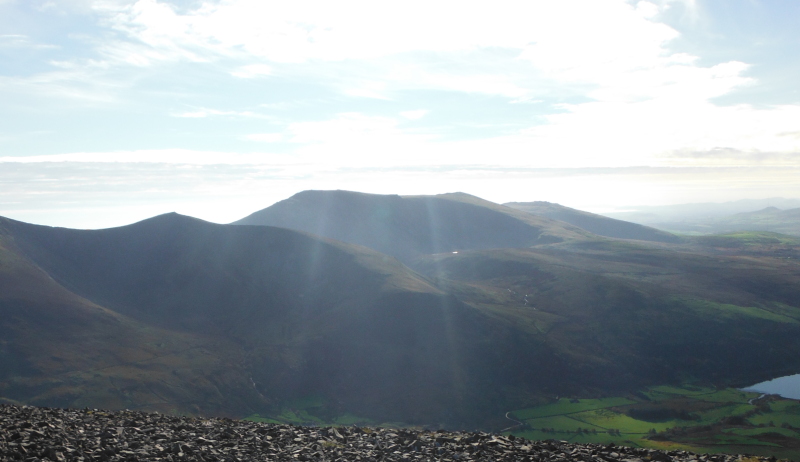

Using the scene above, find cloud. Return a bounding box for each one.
[230,63,272,78]
[79,0,748,105]
[89,1,675,69]
[510,97,800,168]
[170,107,266,118]
[0,149,295,165]
[0,34,59,49]
[400,110,428,120]
[3,0,799,172]
[246,133,283,142]
[0,0,760,107]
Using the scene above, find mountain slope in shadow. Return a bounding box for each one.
[233,190,591,263]
[505,201,682,243]
[3,206,800,429]
[409,238,800,391]
[0,214,561,425]
[0,222,260,416]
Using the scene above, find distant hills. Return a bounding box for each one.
[504,201,682,243]
[2,191,800,430]
[604,197,800,223]
[603,198,800,237]
[664,206,800,236]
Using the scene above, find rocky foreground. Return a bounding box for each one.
[0,404,786,462]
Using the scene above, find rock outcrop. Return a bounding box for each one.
[0,404,783,462]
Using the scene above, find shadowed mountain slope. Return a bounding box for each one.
[0,223,259,416]
[232,190,591,263]
[3,210,800,429]
[409,239,800,390]
[0,214,570,425]
[504,201,682,243]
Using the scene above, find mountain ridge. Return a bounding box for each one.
[504,201,682,243]
[2,193,800,430]
[233,190,593,264]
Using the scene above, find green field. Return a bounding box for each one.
[507,387,800,460]
[512,397,635,420]
[241,387,800,460]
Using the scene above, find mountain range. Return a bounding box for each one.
[602,198,800,237]
[646,206,800,236]
[503,201,682,243]
[2,190,800,429]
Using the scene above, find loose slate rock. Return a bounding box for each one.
[0,404,784,462]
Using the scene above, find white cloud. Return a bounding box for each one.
[3,0,799,172]
[281,113,442,166]
[636,1,660,18]
[231,63,272,78]
[82,0,742,104]
[246,133,283,142]
[0,34,59,49]
[171,107,265,118]
[400,110,428,120]
[0,149,295,165]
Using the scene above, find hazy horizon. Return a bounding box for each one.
[3,188,800,230]
[2,0,799,229]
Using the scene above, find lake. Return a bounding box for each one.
[742,373,800,400]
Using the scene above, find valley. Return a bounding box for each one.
[2,190,800,458]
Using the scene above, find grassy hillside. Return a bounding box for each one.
[505,201,682,243]
[0,214,550,426]
[410,238,800,394]
[0,231,260,417]
[2,206,800,434]
[233,190,591,263]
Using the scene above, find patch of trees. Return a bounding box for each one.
[626,407,699,422]
[536,428,600,435]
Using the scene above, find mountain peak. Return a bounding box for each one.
[233,190,587,262]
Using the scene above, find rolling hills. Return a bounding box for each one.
[700,207,800,236]
[504,201,682,243]
[0,214,508,424]
[604,201,800,237]
[2,191,800,436]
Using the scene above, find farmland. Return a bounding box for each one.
[508,387,800,459]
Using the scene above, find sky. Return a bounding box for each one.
[1,0,799,229]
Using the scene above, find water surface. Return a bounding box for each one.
[742,373,800,399]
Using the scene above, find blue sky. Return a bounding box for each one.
[1,0,799,228]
